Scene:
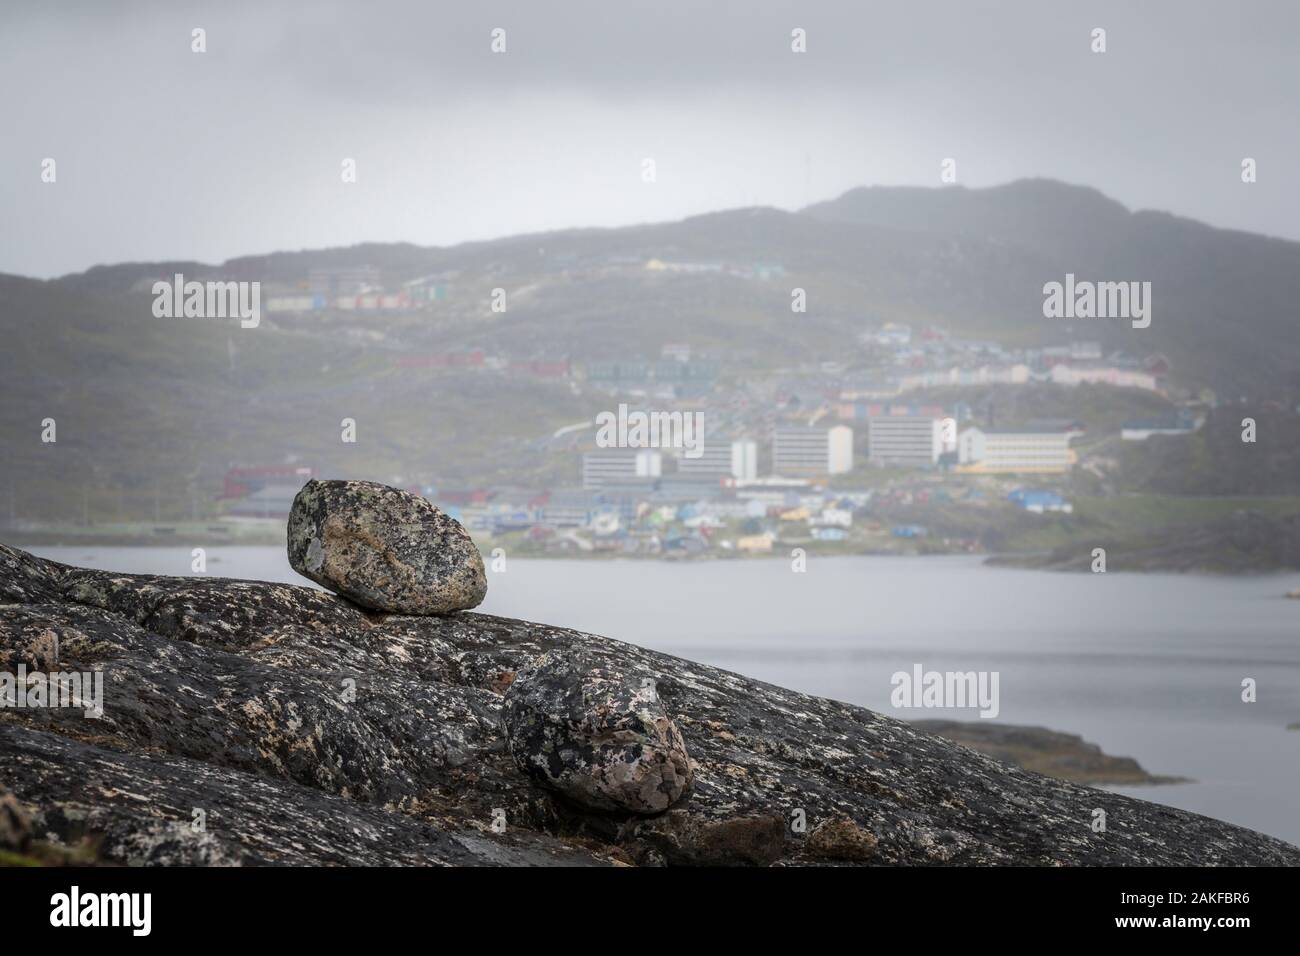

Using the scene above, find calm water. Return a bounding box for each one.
[32,546,1300,846]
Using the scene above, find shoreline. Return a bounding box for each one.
[13,534,1300,579]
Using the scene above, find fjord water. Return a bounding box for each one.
[34,547,1300,846]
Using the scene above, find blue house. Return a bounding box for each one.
[1008,489,1072,513]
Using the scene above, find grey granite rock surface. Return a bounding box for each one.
[503,649,693,814]
[2,541,1297,867]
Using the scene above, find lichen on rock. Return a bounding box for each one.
[806,813,879,862]
[624,810,787,866]
[0,788,33,853]
[286,479,486,615]
[503,649,693,815]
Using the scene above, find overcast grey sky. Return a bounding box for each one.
[1,0,1296,278]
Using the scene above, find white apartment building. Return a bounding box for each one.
[957,428,1076,474]
[867,415,944,466]
[581,449,662,489]
[771,425,854,477]
[676,438,758,481]
[731,439,758,481]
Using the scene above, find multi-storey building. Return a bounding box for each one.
[581,449,662,489]
[956,428,1076,474]
[771,425,854,477]
[676,438,758,481]
[867,415,944,466]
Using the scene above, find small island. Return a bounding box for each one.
[912,720,1189,786]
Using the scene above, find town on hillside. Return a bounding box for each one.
[196,280,1257,560]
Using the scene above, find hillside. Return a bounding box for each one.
[2,178,1298,526]
[804,180,1300,395]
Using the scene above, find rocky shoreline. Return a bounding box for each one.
[1,481,1297,867]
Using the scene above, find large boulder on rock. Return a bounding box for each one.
[287,479,486,615]
[503,649,693,815]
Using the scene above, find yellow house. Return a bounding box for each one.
[737,533,775,552]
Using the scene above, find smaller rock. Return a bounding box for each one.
[0,788,32,852]
[806,814,878,862]
[503,650,692,815]
[286,479,486,614]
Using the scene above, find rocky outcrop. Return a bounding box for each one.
[287,479,486,614]
[1,541,1297,867]
[503,649,693,814]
